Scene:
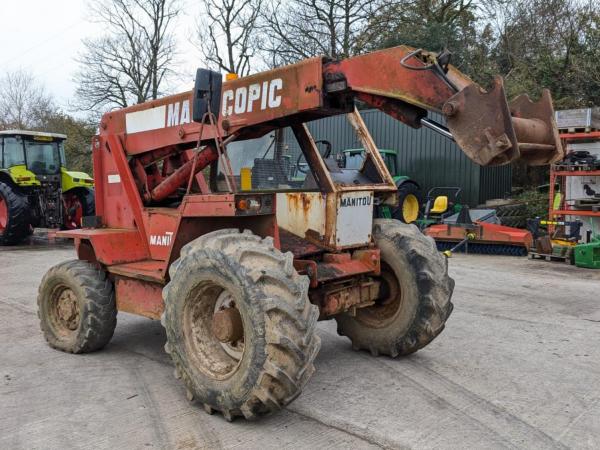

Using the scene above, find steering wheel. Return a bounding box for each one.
[295,140,332,173]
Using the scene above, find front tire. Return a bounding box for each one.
[0,181,30,245]
[38,260,117,353]
[162,229,320,421]
[335,219,454,356]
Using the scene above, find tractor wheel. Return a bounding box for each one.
[499,215,527,229]
[37,260,117,353]
[63,188,95,230]
[392,183,421,224]
[162,229,320,421]
[0,181,30,245]
[335,219,454,357]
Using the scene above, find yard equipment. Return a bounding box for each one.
[527,218,582,263]
[419,186,463,228]
[425,205,533,256]
[38,45,562,421]
[574,238,600,268]
[0,130,94,245]
[341,147,421,223]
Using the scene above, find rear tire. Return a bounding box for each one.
[392,183,421,224]
[335,219,454,356]
[0,181,30,245]
[63,188,95,230]
[37,260,117,353]
[162,229,320,421]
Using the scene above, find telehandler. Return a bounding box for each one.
[38,46,562,420]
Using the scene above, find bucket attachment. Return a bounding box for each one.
[444,77,563,166]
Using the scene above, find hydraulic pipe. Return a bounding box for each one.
[420,118,454,141]
[149,146,218,202]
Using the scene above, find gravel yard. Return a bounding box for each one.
[1,241,599,449]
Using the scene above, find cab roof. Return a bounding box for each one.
[0,130,67,140]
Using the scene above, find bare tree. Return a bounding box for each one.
[195,0,263,76]
[0,70,54,130]
[260,0,378,66]
[75,0,180,113]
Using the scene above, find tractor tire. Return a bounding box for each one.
[37,260,117,353]
[335,219,454,357]
[496,203,525,217]
[392,183,421,224]
[79,188,95,216]
[0,181,30,245]
[499,215,527,229]
[162,229,320,421]
[63,188,95,230]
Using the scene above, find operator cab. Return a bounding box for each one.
[0,130,67,177]
[222,132,387,193]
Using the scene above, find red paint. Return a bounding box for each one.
[62,192,83,230]
[0,194,7,231]
[115,278,164,319]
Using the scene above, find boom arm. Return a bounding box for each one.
[103,45,562,167]
[321,46,562,166]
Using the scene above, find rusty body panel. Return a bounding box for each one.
[115,278,164,319]
[445,77,563,166]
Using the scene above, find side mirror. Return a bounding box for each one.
[193,68,222,123]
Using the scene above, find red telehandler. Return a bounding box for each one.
[37,46,562,420]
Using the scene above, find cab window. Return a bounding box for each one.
[24,140,61,174]
[3,137,26,168]
[384,154,397,175]
[58,141,67,166]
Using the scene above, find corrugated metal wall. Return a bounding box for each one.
[283,109,511,206]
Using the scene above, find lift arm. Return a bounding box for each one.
[322,46,562,166]
[103,45,562,166]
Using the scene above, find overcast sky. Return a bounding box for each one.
[0,0,199,113]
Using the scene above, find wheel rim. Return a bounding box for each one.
[355,263,403,328]
[63,193,83,230]
[48,285,81,336]
[183,282,245,380]
[402,194,419,223]
[0,194,7,232]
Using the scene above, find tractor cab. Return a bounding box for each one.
[0,130,95,244]
[342,148,398,179]
[0,130,66,183]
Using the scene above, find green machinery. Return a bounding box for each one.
[341,148,421,223]
[574,238,600,269]
[292,142,421,223]
[0,130,94,245]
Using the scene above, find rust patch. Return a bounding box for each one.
[115,278,164,319]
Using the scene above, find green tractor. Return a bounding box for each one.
[0,130,94,245]
[341,148,421,223]
[292,141,421,223]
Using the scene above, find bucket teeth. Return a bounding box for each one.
[434,241,528,256]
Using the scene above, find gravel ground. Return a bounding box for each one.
[1,240,599,449]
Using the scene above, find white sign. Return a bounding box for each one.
[149,231,173,247]
[125,100,191,134]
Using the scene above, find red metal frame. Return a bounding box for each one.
[549,132,600,223]
[425,222,533,249]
